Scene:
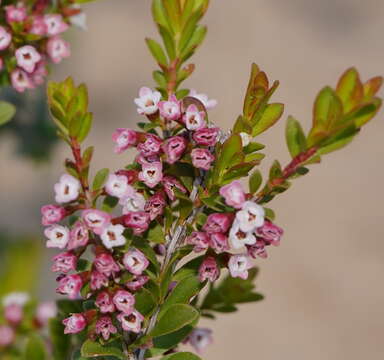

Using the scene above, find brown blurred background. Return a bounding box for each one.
[1,0,384,358]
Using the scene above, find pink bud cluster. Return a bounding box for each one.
[0,2,86,92]
[0,292,56,348]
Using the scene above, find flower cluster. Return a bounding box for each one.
[0,292,56,350]
[0,1,86,92]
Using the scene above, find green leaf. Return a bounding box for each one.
[215,134,242,176]
[150,304,199,337]
[148,222,166,244]
[146,38,168,67]
[336,67,363,113]
[0,101,16,126]
[285,116,307,158]
[101,195,119,213]
[252,103,284,136]
[49,318,71,360]
[249,169,262,194]
[81,340,125,359]
[92,168,109,191]
[135,287,157,316]
[24,334,47,360]
[160,275,203,316]
[161,352,202,360]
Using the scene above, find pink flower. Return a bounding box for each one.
[54,174,81,204]
[41,204,66,226]
[137,134,162,157]
[82,209,111,235]
[44,14,69,36]
[203,213,234,234]
[188,328,213,354]
[68,221,89,250]
[100,224,126,249]
[219,180,246,209]
[95,292,115,313]
[121,191,146,213]
[124,211,150,235]
[46,36,70,64]
[30,16,47,36]
[113,290,135,314]
[229,220,256,249]
[116,169,139,184]
[235,201,265,232]
[52,252,78,273]
[94,253,120,277]
[36,302,57,325]
[4,304,23,325]
[90,271,109,291]
[189,89,217,110]
[191,148,215,170]
[56,274,83,299]
[162,176,187,201]
[95,316,117,340]
[126,275,149,291]
[256,221,284,246]
[45,224,69,249]
[162,136,187,164]
[5,5,27,23]
[15,45,41,73]
[183,104,206,130]
[112,128,138,154]
[199,257,220,282]
[117,310,144,333]
[144,192,166,220]
[247,240,268,259]
[63,313,86,334]
[11,69,34,93]
[193,127,220,146]
[123,249,149,275]
[209,233,229,253]
[0,326,15,347]
[105,174,130,198]
[228,254,252,280]
[186,232,209,253]
[134,87,161,115]
[138,161,163,188]
[0,26,12,51]
[31,61,48,86]
[158,94,181,121]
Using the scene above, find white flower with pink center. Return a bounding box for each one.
[183,104,206,130]
[82,209,111,235]
[138,161,163,188]
[219,180,246,209]
[44,14,69,36]
[117,310,144,333]
[5,4,27,23]
[15,45,41,73]
[46,36,71,64]
[56,274,83,299]
[100,224,126,249]
[188,328,213,354]
[189,89,217,110]
[158,94,181,121]
[54,174,81,204]
[112,128,138,154]
[228,254,253,280]
[62,313,86,334]
[45,225,70,249]
[105,174,130,198]
[229,220,256,249]
[11,69,34,93]
[121,191,146,213]
[0,26,12,51]
[134,87,162,115]
[235,201,265,232]
[123,249,149,275]
[113,290,135,314]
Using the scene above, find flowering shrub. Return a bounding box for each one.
[40,1,383,359]
[0,292,56,358]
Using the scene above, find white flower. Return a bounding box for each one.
[229,220,256,249]
[235,201,265,232]
[183,104,206,131]
[105,174,130,198]
[15,45,41,73]
[134,87,161,115]
[239,132,252,147]
[45,225,70,249]
[189,89,218,109]
[121,192,146,213]
[228,254,252,280]
[2,292,30,307]
[101,224,126,249]
[54,174,81,204]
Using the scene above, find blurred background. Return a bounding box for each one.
[1,0,384,359]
